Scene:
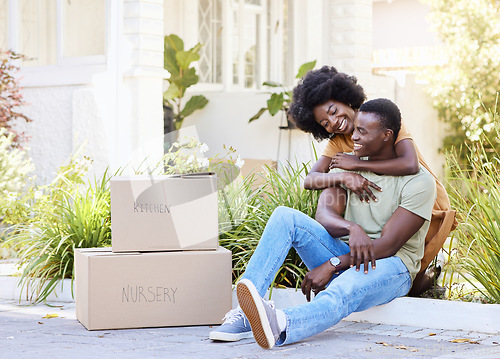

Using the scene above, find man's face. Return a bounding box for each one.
[312,99,356,135]
[351,111,388,159]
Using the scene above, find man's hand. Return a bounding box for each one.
[339,172,382,202]
[348,224,376,273]
[301,261,336,302]
[330,153,361,171]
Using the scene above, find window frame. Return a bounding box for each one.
[4,0,109,87]
[192,0,291,92]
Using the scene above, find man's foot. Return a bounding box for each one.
[209,308,253,341]
[236,279,281,349]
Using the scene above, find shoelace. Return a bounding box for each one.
[263,299,275,310]
[222,299,276,325]
[222,308,246,325]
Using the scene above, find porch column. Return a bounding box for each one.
[115,0,165,170]
[325,0,373,87]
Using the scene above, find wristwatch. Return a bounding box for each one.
[329,257,341,271]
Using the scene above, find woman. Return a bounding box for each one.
[288,66,455,295]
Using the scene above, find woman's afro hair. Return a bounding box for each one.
[288,65,366,141]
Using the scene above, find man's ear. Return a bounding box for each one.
[383,129,394,142]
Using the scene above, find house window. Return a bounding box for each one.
[231,0,264,89]
[1,0,106,67]
[19,0,57,66]
[198,0,223,84]
[62,0,106,59]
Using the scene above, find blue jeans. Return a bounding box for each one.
[240,206,412,346]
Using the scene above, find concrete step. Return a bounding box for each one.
[2,262,499,335]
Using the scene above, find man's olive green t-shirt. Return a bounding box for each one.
[334,166,436,281]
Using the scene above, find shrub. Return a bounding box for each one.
[220,160,320,292]
[444,105,500,303]
[0,128,34,222]
[3,150,113,303]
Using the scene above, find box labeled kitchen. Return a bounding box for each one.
[110,173,218,252]
[74,247,232,330]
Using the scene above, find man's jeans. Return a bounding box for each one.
[240,206,412,346]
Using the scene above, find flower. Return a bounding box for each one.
[186,155,195,165]
[197,157,210,168]
[199,143,209,153]
[235,155,245,169]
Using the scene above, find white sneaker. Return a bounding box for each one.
[209,308,253,342]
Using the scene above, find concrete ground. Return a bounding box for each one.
[1,299,500,359]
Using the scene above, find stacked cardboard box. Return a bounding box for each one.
[75,173,232,330]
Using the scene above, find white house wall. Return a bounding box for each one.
[13,0,165,183]
[16,86,76,184]
[10,0,446,184]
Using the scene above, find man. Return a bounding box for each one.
[209,98,436,349]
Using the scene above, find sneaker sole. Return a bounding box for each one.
[209,330,253,342]
[237,279,275,349]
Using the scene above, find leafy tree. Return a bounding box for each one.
[423,0,500,160]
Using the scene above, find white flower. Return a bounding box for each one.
[5,191,16,202]
[186,155,195,165]
[197,157,210,168]
[235,155,245,169]
[199,143,209,153]
[34,191,43,200]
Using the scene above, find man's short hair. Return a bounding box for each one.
[358,98,401,140]
[288,66,366,141]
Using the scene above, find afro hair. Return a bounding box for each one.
[288,65,366,141]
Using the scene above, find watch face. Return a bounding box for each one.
[330,257,341,267]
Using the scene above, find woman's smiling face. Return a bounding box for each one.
[312,99,356,135]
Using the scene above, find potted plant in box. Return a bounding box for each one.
[163,34,209,150]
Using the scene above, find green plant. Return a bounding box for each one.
[0,128,35,219]
[163,34,209,131]
[219,159,320,293]
[1,146,91,227]
[248,60,316,123]
[3,150,113,303]
[0,50,32,146]
[444,104,500,303]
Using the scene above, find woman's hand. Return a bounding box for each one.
[330,153,361,171]
[340,172,382,202]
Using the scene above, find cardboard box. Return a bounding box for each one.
[110,173,218,252]
[75,247,232,330]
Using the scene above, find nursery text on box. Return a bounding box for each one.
[121,285,178,303]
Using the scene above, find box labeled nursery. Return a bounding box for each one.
[110,173,218,252]
[74,247,232,330]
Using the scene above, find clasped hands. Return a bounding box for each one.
[330,154,382,203]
